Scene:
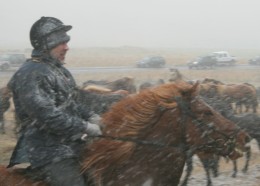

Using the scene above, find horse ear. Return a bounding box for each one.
[191,81,200,95]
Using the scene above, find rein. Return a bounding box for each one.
[93,135,186,150]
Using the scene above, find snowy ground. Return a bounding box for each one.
[184,164,260,186]
[178,140,260,186]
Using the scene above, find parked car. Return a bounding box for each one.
[187,55,217,69]
[0,57,10,70]
[136,56,166,68]
[0,53,26,70]
[212,51,237,66]
[248,56,260,65]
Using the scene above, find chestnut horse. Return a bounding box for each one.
[0,81,247,186]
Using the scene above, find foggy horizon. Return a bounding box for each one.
[1,0,260,50]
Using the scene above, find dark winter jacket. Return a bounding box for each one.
[7,51,92,168]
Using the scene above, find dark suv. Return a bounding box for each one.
[187,55,217,69]
[0,54,26,70]
[136,56,166,68]
[248,56,260,65]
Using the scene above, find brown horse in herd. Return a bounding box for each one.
[82,76,137,94]
[199,79,258,114]
[0,81,249,186]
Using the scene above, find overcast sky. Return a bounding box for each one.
[0,0,260,49]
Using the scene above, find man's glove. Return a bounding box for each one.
[89,114,102,125]
[86,122,102,136]
[88,114,105,129]
[81,122,102,141]
[71,121,102,141]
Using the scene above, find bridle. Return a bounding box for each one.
[174,95,240,156]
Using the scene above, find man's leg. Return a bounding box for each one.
[41,158,86,186]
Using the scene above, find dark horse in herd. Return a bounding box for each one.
[0,86,12,134]
[0,81,250,186]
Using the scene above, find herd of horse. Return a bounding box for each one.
[0,76,259,186]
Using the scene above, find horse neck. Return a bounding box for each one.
[139,108,187,147]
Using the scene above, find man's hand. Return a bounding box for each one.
[88,114,104,129]
[89,114,101,124]
[86,122,102,136]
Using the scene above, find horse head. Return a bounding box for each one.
[178,85,248,160]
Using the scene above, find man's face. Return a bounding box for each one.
[50,42,69,62]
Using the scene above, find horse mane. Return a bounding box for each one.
[103,81,196,137]
[81,81,198,179]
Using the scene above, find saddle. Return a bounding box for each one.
[6,166,45,183]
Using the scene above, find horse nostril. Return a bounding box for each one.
[215,138,225,147]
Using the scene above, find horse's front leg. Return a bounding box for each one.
[232,160,238,178]
[242,147,251,173]
[180,156,193,186]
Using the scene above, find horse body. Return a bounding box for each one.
[0,81,248,186]
[235,83,258,113]
[0,86,12,134]
[199,79,258,114]
[75,88,128,115]
[138,79,165,91]
[82,76,137,94]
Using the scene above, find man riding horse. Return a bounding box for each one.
[7,17,102,185]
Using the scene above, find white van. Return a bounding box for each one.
[212,51,237,66]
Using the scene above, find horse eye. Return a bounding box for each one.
[204,111,213,116]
